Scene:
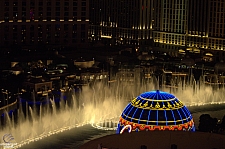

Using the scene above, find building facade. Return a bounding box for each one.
[89,0,225,60]
[153,0,188,55]
[0,0,89,49]
[187,0,225,61]
[0,0,225,59]
[89,0,154,47]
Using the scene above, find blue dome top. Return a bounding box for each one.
[120,90,194,127]
[139,90,175,100]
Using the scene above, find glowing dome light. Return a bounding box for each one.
[117,90,195,134]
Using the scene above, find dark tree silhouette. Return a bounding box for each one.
[212,118,219,133]
[198,114,218,132]
[218,115,225,133]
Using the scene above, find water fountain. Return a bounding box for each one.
[0,74,225,148]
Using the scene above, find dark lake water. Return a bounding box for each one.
[22,124,114,149]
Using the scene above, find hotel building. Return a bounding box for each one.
[89,0,225,60]
[187,0,225,61]
[0,0,224,60]
[153,0,188,55]
[0,0,89,49]
[89,0,154,46]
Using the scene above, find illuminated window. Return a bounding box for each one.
[13,2,18,6]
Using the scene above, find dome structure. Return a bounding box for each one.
[117,90,195,134]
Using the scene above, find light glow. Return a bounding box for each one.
[120,125,132,134]
[101,35,112,39]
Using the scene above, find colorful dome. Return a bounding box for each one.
[117,90,195,133]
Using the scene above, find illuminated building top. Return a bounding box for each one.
[117,90,195,133]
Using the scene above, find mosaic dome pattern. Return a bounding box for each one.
[117,90,195,133]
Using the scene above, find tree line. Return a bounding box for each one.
[198,114,225,133]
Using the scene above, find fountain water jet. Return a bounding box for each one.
[0,75,225,148]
